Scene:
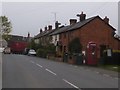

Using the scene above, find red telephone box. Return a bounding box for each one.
[86,41,98,65]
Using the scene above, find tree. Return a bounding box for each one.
[68,37,82,54]
[28,39,36,50]
[0,16,12,40]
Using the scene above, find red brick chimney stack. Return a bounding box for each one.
[28,32,30,38]
[104,16,109,24]
[40,28,42,33]
[77,11,86,22]
[69,19,77,25]
[48,25,52,30]
[45,26,47,31]
[55,21,61,29]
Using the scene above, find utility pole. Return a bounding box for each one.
[51,12,57,22]
[0,23,2,48]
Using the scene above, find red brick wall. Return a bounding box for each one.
[60,17,119,58]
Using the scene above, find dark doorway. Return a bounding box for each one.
[100,45,107,57]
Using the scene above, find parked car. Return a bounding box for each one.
[28,49,36,56]
[4,47,11,54]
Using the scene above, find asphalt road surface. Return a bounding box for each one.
[2,54,119,89]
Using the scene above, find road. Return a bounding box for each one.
[2,54,118,89]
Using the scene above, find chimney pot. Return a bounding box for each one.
[69,19,77,25]
[55,21,61,29]
[28,32,30,38]
[104,16,109,24]
[77,11,86,21]
[40,28,42,33]
[45,26,47,31]
[48,25,52,30]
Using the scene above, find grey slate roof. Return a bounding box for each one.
[34,31,46,39]
[50,26,70,35]
[34,15,116,38]
[34,29,56,39]
[43,29,56,36]
[50,16,98,35]
[68,16,98,31]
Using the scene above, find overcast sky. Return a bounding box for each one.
[1,1,119,37]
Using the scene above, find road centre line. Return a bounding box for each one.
[95,71,100,74]
[45,69,57,76]
[30,61,35,64]
[103,74,110,77]
[62,79,79,89]
[36,63,43,68]
[114,77,118,80]
[74,66,78,68]
[85,69,90,71]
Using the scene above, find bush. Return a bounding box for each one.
[68,37,82,53]
[36,43,56,58]
[36,48,48,58]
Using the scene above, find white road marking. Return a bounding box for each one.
[30,61,35,63]
[114,77,118,80]
[95,71,99,74]
[36,63,43,68]
[103,74,110,77]
[86,69,90,71]
[45,69,57,76]
[62,79,79,89]
[74,66,78,68]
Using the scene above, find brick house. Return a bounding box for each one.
[34,21,61,47]
[34,25,56,46]
[52,12,120,58]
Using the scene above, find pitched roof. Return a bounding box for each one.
[68,16,98,31]
[68,15,116,31]
[50,16,98,35]
[50,16,116,35]
[50,26,70,35]
[43,29,56,36]
[34,29,56,39]
[34,31,46,39]
[35,15,116,38]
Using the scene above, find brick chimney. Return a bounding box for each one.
[44,26,47,31]
[69,19,77,25]
[55,21,61,29]
[77,11,86,22]
[28,32,30,38]
[48,25,52,30]
[40,28,42,33]
[103,16,109,24]
[27,32,30,42]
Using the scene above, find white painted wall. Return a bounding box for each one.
[34,39,39,44]
[51,34,59,46]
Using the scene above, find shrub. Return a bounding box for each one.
[36,44,56,58]
[68,37,82,54]
[36,48,48,58]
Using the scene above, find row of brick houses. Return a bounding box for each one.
[34,12,120,60]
